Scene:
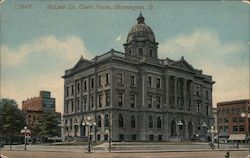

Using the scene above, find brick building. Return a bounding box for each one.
[22,91,56,112]
[217,99,250,140]
[62,13,214,141]
[22,91,59,136]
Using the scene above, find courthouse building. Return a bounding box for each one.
[62,13,214,141]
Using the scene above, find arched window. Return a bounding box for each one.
[131,115,136,128]
[119,114,124,128]
[104,114,109,127]
[157,117,161,128]
[98,115,102,127]
[149,116,153,128]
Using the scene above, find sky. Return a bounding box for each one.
[1,0,249,113]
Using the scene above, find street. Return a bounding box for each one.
[1,150,249,158]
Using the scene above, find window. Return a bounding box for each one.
[233,126,238,132]
[139,48,143,55]
[98,76,102,87]
[157,117,161,128]
[239,125,245,132]
[104,134,108,141]
[98,94,102,107]
[131,94,136,108]
[119,134,124,141]
[71,100,74,112]
[97,135,101,141]
[149,116,153,128]
[98,115,102,127]
[83,97,87,111]
[232,118,238,123]
[158,135,162,141]
[206,104,209,116]
[132,134,136,141]
[77,82,80,94]
[90,95,94,108]
[104,114,109,127]
[106,73,110,85]
[239,117,244,122]
[156,78,161,88]
[148,76,152,87]
[148,95,152,108]
[84,80,87,91]
[196,86,200,96]
[196,102,200,113]
[71,85,74,95]
[149,49,153,57]
[77,98,80,111]
[66,87,69,96]
[118,92,123,106]
[66,101,69,113]
[206,91,209,100]
[187,99,191,111]
[106,92,110,106]
[131,115,136,128]
[117,73,123,84]
[130,75,135,86]
[156,96,161,109]
[91,78,94,88]
[149,135,154,141]
[119,114,124,128]
[224,118,228,123]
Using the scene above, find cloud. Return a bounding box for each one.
[115,34,126,44]
[159,29,249,106]
[1,36,94,113]
[2,36,93,67]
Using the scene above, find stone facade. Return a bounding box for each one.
[62,14,214,142]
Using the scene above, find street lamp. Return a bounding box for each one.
[178,121,183,141]
[202,122,207,141]
[21,126,30,150]
[208,126,217,144]
[82,116,96,153]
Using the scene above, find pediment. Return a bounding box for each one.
[72,58,92,73]
[172,60,194,72]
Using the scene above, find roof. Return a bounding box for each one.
[127,13,155,43]
[217,99,250,106]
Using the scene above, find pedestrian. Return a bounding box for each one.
[209,142,215,150]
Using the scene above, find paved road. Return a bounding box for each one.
[1,150,249,158]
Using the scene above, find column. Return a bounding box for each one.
[183,78,187,111]
[174,77,177,109]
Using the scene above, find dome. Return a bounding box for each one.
[127,13,155,43]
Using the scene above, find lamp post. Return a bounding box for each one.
[202,122,207,141]
[178,121,183,141]
[208,126,217,144]
[21,126,30,150]
[82,116,96,153]
[240,112,250,155]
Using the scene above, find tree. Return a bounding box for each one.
[0,98,26,146]
[37,112,60,139]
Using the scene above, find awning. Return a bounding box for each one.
[228,134,246,140]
